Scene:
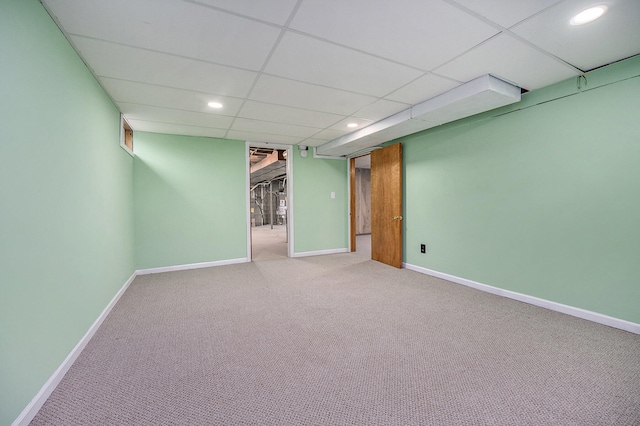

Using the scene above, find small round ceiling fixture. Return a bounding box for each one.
[570,5,608,25]
[207,101,223,108]
[347,123,358,128]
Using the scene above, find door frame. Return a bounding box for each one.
[348,145,403,267]
[348,150,378,253]
[245,141,294,260]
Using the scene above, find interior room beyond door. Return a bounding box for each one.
[249,146,289,261]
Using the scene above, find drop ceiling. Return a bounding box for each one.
[42,0,640,155]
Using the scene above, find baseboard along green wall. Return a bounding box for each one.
[0,1,136,424]
[401,56,640,324]
[2,0,639,423]
[293,147,349,253]
[133,132,248,270]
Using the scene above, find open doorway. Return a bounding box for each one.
[351,144,403,267]
[248,144,291,261]
[351,154,372,257]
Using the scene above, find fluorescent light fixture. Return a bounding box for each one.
[570,5,608,25]
[207,101,223,108]
[347,123,358,128]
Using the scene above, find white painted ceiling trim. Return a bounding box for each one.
[317,74,521,156]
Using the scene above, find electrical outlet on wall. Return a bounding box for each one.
[420,244,426,253]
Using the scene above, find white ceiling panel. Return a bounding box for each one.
[250,75,377,116]
[231,118,320,138]
[40,0,638,154]
[385,74,462,105]
[71,36,258,97]
[128,120,228,139]
[450,0,562,28]
[300,139,332,148]
[226,130,306,145]
[45,0,281,70]
[351,99,411,122]
[101,78,245,116]
[329,118,376,132]
[189,0,299,25]
[434,33,580,91]
[119,103,233,129]
[512,0,640,71]
[265,32,423,97]
[289,0,499,70]
[310,128,352,142]
[239,101,345,129]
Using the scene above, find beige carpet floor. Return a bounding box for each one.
[31,251,640,425]
[251,225,288,261]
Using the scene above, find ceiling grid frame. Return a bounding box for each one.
[40,0,640,153]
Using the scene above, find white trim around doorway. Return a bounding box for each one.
[246,141,294,260]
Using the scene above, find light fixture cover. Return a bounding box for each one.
[570,5,608,25]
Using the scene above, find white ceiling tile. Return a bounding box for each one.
[512,0,640,71]
[231,118,320,138]
[239,101,345,128]
[119,103,233,129]
[311,128,351,141]
[265,32,423,97]
[45,0,281,70]
[226,130,305,145]
[189,0,299,25]
[249,75,377,116]
[71,36,257,97]
[351,99,410,121]
[298,139,330,148]
[329,118,375,132]
[450,0,562,28]
[433,33,579,91]
[41,0,639,154]
[289,0,499,70]
[385,74,462,105]
[101,78,245,116]
[128,120,228,138]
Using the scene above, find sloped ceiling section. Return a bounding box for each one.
[42,0,640,156]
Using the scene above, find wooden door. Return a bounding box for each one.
[371,143,403,268]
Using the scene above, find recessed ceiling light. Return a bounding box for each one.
[570,5,608,26]
[347,123,358,128]
[207,102,223,108]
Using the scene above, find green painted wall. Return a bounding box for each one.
[0,1,136,424]
[293,148,349,253]
[2,1,637,422]
[402,56,640,323]
[134,139,349,265]
[134,132,247,269]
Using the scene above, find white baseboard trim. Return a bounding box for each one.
[292,248,349,258]
[12,271,137,426]
[136,257,250,275]
[403,263,640,335]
